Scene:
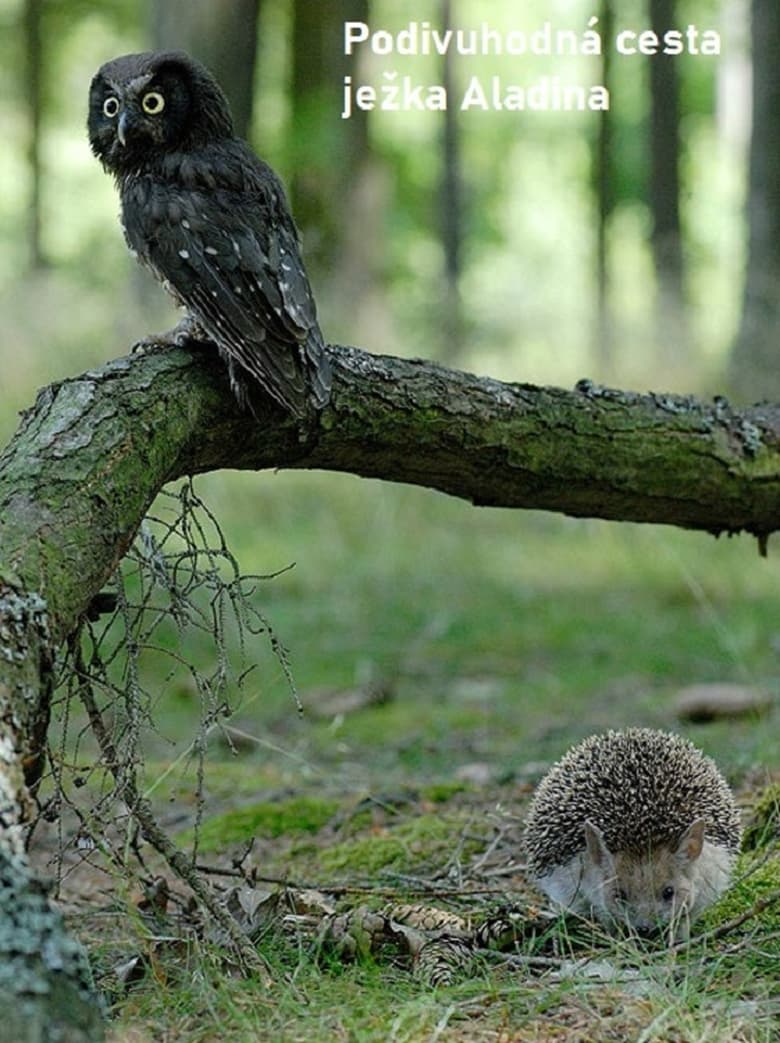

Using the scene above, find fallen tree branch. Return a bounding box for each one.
[3,343,780,646]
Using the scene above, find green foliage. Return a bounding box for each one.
[112,949,424,1043]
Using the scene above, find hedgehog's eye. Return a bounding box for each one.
[102,96,120,118]
[142,91,165,115]
[661,885,675,902]
[616,888,629,904]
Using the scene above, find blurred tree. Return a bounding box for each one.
[288,1,397,357]
[440,0,463,361]
[593,0,615,374]
[730,0,780,402]
[289,0,369,270]
[23,0,45,269]
[151,0,260,138]
[648,0,689,361]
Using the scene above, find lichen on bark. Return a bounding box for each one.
[0,850,104,1043]
[0,583,103,1041]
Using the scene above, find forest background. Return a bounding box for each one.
[1,1,779,1040]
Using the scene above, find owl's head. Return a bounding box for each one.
[88,50,234,173]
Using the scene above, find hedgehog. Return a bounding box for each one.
[522,728,742,940]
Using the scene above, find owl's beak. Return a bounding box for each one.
[117,111,129,147]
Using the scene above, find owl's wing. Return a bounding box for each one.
[127,161,330,416]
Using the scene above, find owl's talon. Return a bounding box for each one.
[131,334,166,355]
[131,316,211,355]
[130,333,181,355]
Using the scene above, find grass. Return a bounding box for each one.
[98,912,780,1042]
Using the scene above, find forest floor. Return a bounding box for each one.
[30,471,780,1042]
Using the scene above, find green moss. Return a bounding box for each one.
[179,795,340,852]
[705,854,780,928]
[698,853,780,982]
[421,781,468,803]
[335,808,373,836]
[320,834,406,875]
[320,812,478,875]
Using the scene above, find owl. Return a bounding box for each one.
[87,50,331,417]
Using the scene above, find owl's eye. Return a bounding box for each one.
[142,91,165,115]
[102,96,119,118]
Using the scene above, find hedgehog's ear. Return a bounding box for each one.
[584,820,612,867]
[675,818,705,864]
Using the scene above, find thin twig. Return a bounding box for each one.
[72,635,272,981]
[195,864,510,899]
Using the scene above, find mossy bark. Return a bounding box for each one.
[0,583,103,1041]
[3,346,780,644]
[2,341,780,1032]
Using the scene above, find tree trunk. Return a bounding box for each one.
[308,3,390,352]
[151,0,260,138]
[440,0,464,362]
[2,340,780,1033]
[648,0,689,363]
[729,0,780,403]
[23,0,45,270]
[289,0,369,271]
[0,582,103,1041]
[593,0,615,375]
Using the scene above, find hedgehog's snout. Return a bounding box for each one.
[625,911,691,945]
[613,901,667,939]
[630,918,662,939]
